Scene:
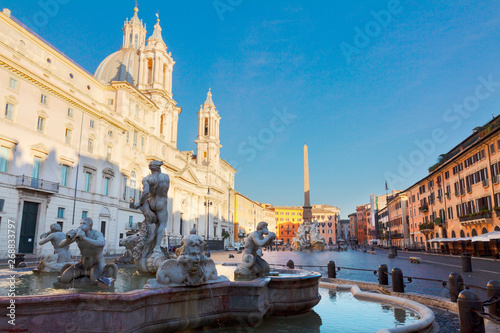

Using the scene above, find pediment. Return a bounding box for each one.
[176,164,200,185]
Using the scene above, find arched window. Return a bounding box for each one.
[451,231,456,238]
[460,230,465,238]
[436,232,439,238]
[495,226,500,231]
[134,34,138,48]
[472,229,477,237]
[482,227,488,234]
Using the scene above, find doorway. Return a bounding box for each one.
[19,201,39,253]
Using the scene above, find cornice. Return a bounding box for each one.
[0,57,128,132]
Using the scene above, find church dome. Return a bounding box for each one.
[94,48,140,86]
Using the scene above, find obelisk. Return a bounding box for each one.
[303,141,313,222]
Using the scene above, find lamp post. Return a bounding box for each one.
[386,182,396,258]
[204,188,212,240]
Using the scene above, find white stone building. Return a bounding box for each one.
[0,7,236,257]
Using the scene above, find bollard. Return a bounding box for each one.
[363,246,367,253]
[457,290,485,333]
[287,260,294,269]
[388,246,396,258]
[449,272,464,303]
[378,264,388,285]
[328,261,336,279]
[392,268,405,293]
[462,253,472,273]
[486,280,500,317]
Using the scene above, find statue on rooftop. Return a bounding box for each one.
[234,221,276,280]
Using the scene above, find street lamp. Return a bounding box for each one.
[204,187,212,240]
[386,182,396,258]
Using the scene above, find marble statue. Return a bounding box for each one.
[131,160,170,274]
[144,228,227,288]
[54,218,118,288]
[291,221,326,251]
[34,223,73,273]
[114,232,140,265]
[234,221,276,280]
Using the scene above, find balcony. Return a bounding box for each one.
[459,211,493,226]
[419,222,434,232]
[15,175,59,194]
[125,222,139,231]
[419,205,429,213]
[434,217,443,226]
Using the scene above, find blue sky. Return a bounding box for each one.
[5,0,500,216]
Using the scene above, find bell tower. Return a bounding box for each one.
[195,89,221,167]
[122,6,147,49]
[137,13,175,94]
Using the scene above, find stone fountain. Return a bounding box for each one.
[291,220,327,251]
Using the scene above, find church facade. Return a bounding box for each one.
[0,7,236,256]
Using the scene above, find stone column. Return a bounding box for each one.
[303,142,312,222]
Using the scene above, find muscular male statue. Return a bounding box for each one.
[235,222,276,279]
[58,218,106,284]
[138,160,170,254]
[39,223,71,263]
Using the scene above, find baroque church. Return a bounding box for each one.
[0,6,236,256]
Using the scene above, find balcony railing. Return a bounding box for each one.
[125,223,139,231]
[15,175,59,194]
[419,205,429,213]
[459,211,493,225]
[419,222,434,231]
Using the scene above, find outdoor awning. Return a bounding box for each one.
[471,231,500,242]
[426,232,500,243]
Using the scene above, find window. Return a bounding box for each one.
[0,199,5,212]
[445,171,449,180]
[141,136,144,151]
[40,94,47,105]
[61,165,69,186]
[104,177,110,196]
[32,157,42,179]
[130,170,137,203]
[88,139,93,153]
[4,103,14,120]
[57,221,63,230]
[37,117,45,133]
[0,146,9,172]
[65,129,72,144]
[107,99,114,106]
[126,131,129,144]
[135,105,139,118]
[9,78,18,90]
[82,211,88,218]
[129,216,133,228]
[491,144,496,155]
[67,108,74,118]
[57,207,65,219]
[84,171,92,192]
[133,131,138,147]
[107,147,112,160]
[122,176,128,200]
[90,119,95,128]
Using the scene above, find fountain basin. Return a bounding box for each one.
[0,268,321,332]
